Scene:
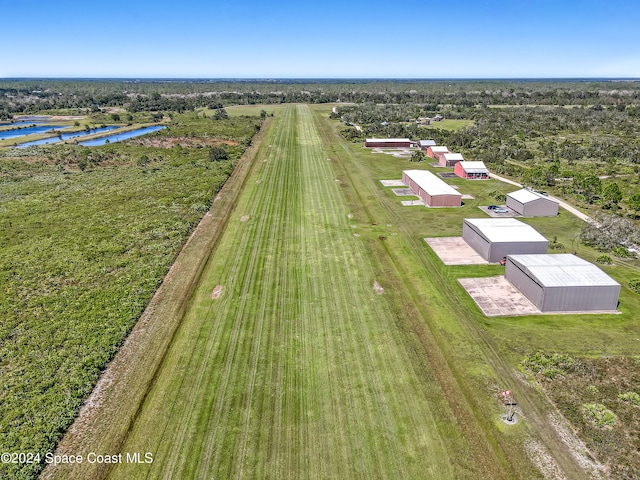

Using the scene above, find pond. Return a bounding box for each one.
[0,125,68,141]
[77,126,166,146]
[16,126,120,148]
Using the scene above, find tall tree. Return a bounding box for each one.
[214,108,228,120]
[602,182,622,209]
[627,192,640,218]
[410,151,425,162]
[573,173,602,204]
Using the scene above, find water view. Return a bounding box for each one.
[16,126,120,148]
[0,125,67,141]
[77,125,165,146]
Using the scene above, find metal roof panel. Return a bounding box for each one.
[509,254,620,287]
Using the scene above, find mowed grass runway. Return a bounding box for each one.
[107,105,473,479]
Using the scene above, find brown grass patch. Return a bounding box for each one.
[211,285,223,299]
[129,136,239,149]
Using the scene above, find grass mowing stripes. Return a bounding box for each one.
[105,105,471,479]
[312,104,605,479]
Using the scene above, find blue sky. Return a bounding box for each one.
[2,0,639,78]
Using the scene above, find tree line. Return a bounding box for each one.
[3,79,640,118]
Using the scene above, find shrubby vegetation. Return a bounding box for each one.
[596,254,613,264]
[522,351,575,380]
[629,279,640,294]
[409,150,425,162]
[582,403,617,429]
[523,355,640,477]
[0,112,261,478]
[580,214,640,251]
[618,391,640,405]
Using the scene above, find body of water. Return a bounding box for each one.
[0,125,68,141]
[16,126,120,148]
[77,126,165,146]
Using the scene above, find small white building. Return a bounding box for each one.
[506,189,559,217]
[418,140,436,150]
[439,153,464,167]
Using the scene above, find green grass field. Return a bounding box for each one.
[96,105,512,479]
[44,104,640,480]
[316,104,640,478]
[424,119,474,131]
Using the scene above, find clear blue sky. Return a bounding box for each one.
[2,0,639,78]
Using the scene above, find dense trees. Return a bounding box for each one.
[2,79,640,117]
[2,78,639,217]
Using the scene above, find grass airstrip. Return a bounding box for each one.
[103,105,495,479]
[44,104,640,479]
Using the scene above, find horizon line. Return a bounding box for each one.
[2,76,640,82]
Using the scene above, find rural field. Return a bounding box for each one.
[0,113,262,479]
[18,95,640,479]
[104,105,496,479]
[48,104,546,479]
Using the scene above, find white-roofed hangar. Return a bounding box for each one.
[402,169,461,207]
[365,138,412,148]
[455,161,490,179]
[507,189,559,217]
[506,254,620,312]
[440,153,464,167]
[462,218,548,262]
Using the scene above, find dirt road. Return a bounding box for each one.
[489,172,593,223]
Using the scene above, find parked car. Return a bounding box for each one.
[488,205,498,210]
[494,207,509,213]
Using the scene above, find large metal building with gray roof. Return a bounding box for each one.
[506,189,559,217]
[505,254,620,312]
[462,218,548,262]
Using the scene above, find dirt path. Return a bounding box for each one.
[489,172,593,223]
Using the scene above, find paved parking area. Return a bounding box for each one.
[424,237,488,265]
[458,276,540,316]
[380,179,406,187]
[392,188,416,196]
[478,206,519,217]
